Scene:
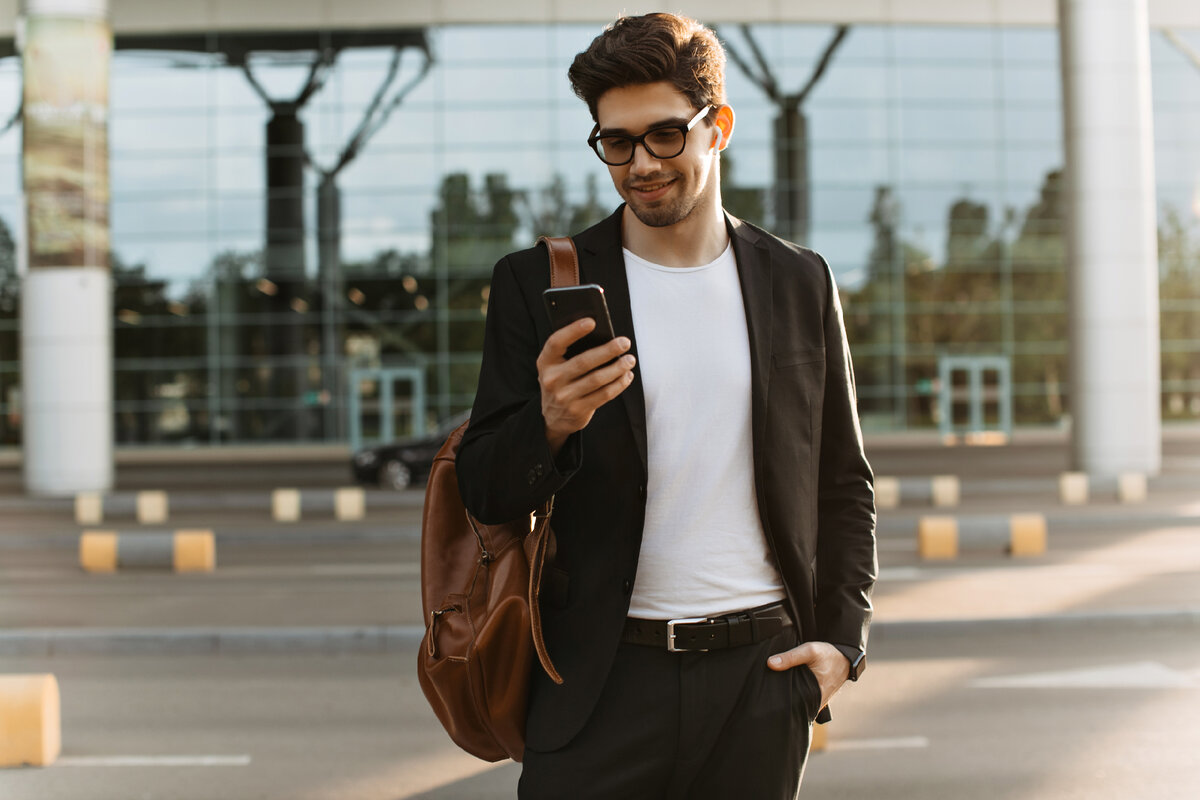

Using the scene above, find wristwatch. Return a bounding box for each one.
[846,650,867,681]
[833,644,867,681]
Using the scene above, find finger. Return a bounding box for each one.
[570,353,636,395]
[542,318,597,362]
[566,335,632,375]
[574,363,636,407]
[548,355,634,419]
[767,643,813,672]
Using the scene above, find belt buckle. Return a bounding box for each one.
[666,617,709,653]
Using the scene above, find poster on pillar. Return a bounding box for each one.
[22,15,111,270]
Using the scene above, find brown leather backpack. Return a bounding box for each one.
[416,236,577,763]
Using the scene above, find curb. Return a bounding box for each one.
[0,489,424,514]
[1,507,1197,551]
[4,609,1200,656]
[877,510,1200,537]
[0,525,424,551]
[0,626,426,657]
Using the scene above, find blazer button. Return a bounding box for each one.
[638,485,647,502]
[622,579,632,595]
[527,469,537,485]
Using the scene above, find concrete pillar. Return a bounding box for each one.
[19,0,113,495]
[1058,0,1161,477]
[264,109,307,440]
[773,108,810,245]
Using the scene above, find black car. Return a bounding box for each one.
[351,411,471,490]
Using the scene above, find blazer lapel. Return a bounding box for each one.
[726,213,773,453]
[573,207,649,476]
[567,210,770,478]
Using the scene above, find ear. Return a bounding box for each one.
[712,105,735,152]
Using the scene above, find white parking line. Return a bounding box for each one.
[826,736,930,751]
[56,755,252,767]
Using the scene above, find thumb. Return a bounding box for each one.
[767,642,813,672]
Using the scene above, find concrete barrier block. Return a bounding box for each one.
[874,477,900,510]
[74,492,104,525]
[173,530,216,573]
[272,489,302,521]
[810,722,828,752]
[918,516,959,559]
[335,487,366,521]
[930,475,960,508]
[81,531,216,573]
[1117,473,1147,504]
[0,674,61,767]
[1059,472,1088,505]
[1008,514,1048,557]
[79,531,119,573]
[136,491,169,524]
[115,532,174,568]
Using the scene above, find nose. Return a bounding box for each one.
[627,141,662,174]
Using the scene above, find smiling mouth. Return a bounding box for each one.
[630,178,675,196]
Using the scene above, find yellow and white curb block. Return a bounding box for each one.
[1059,472,1148,505]
[334,487,366,521]
[1058,472,1088,505]
[810,723,828,752]
[874,475,960,509]
[1117,472,1147,504]
[874,477,901,510]
[79,530,216,573]
[136,490,169,524]
[271,489,302,521]
[74,492,104,525]
[0,674,61,767]
[273,487,369,521]
[917,514,1047,559]
[75,490,171,524]
[930,475,960,507]
[80,487,373,524]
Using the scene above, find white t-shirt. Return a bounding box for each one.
[623,243,786,619]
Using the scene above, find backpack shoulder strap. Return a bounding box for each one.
[537,235,580,288]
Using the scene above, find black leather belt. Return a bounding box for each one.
[622,602,793,652]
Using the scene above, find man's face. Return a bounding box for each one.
[593,81,721,229]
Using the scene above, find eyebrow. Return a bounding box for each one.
[595,116,691,137]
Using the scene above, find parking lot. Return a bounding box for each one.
[2,431,1199,799]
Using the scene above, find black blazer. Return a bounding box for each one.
[457,207,877,752]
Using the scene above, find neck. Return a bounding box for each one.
[621,195,730,268]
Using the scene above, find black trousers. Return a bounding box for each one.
[519,625,822,799]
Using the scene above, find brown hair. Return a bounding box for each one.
[568,13,726,122]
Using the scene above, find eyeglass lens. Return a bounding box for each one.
[595,127,686,165]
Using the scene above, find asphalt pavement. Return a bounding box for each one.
[0,429,1199,798]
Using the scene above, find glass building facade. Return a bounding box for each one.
[0,21,1198,447]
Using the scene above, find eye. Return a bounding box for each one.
[599,136,632,155]
[645,128,682,147]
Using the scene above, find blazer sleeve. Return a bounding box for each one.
[456,253,582,525]
[814,255,879,653]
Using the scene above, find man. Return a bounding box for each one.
[457,13,876,798]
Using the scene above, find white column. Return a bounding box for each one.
[1059,0,1161,477]
[19,0,112,495]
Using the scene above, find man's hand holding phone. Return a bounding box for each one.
[537,318,635,458]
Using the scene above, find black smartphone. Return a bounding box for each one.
[543,284,616,360]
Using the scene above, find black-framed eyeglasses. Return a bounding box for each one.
[587,106,712,166]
